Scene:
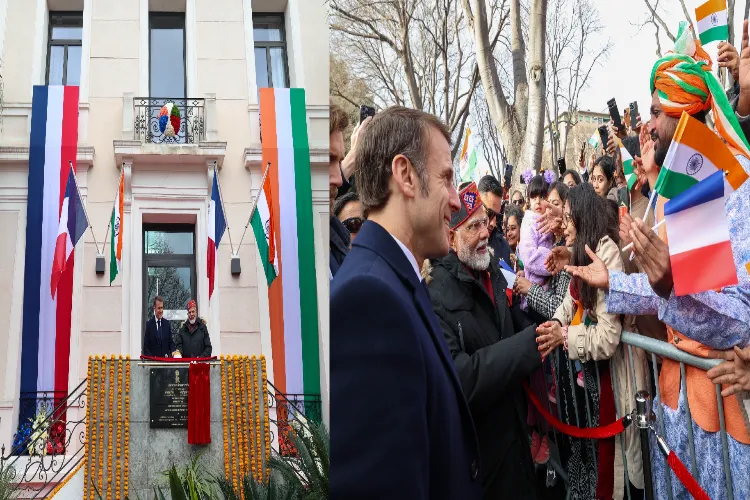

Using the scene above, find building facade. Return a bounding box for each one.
[0,0,330,457]
[544,109,611,173]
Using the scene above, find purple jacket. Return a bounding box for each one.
[518,210,553,286]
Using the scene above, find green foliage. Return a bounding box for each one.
[160,451,220,500]
[0,461,18,500]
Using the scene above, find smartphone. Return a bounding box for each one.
[359,104,376,124]
[598,125,608,150]
[557,157,567,175]
[619,202,628,221]
[629,101,639,129]
[607,98,622,130]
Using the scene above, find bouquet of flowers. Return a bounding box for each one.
[27,409,49,456]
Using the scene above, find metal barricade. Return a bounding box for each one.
[534,330,738,499]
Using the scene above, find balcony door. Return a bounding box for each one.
[142,224,196,348]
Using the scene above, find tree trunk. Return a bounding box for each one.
[728,0,736,47]
[519,0,548,177]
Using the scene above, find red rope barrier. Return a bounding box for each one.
[666,451,710,500]
[523,380,631,439]
[140,355,217,362]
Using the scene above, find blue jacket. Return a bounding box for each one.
[142,316,174,357]
[331,220,481,500]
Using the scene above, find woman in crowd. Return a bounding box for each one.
[563,170,582,188]
[504,204,523,270]
[590,155,617,201]
[535,183,643,499]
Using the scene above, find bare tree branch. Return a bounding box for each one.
[642,0,676,42]
[677,0,697,40]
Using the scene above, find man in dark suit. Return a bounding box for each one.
[142,295,175,357]
[331,107,481,500]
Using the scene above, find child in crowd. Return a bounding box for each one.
[517,175,554,312]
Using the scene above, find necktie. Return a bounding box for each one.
[158,320,161,335]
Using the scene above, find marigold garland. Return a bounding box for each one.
[124,356,131,498]
[85,357,93,500]
[47,457,87,498]
[107,355,115,498]
[261,356,270,481]
[231,356,240,493]
[247,356,256,482]
[98,357,104,496]
[252,356,262,483]
[241,356,250,479]
[115,356,123,498]
[221,356,229,485]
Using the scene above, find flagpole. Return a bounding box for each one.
[69,160,101,254]
[237,162,272,249]
[212,161,235,256]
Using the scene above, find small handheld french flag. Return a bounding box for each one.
[499,259,516,305]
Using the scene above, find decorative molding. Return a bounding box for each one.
[113,140,227,168]
[0,145,95,165]
[243,147,326,167]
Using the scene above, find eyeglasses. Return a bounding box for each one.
[462,217,489,234]
[512,198,525,206]
[561,212,573,228]
[342,217,363,234]
[484,205,497,221]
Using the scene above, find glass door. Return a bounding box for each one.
[142,224,196,346]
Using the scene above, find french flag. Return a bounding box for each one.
[20,86,79,420]
[51,165,88,298]
[499,259,516,305]
[664,170,738,296]
[207,166,226,299]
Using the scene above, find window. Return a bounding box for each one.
[150,13,186,98]
[253,14,289,88]
[47,13,82,86]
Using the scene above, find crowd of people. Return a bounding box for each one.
[330,20,750,500]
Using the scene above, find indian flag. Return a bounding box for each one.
[109,171,124,284]
[616,138,636,190]
[695,0,728,45]
[258,88,320,399]
[664,170,737,295]
[459,126,478,182]
[251,162,277,286]
[588,130,600,149]
[655,112,748,199]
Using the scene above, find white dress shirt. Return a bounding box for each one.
[390,234,422,282]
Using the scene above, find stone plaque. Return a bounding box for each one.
[149,368,189,428]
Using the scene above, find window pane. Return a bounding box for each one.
[145,231,194,254]
[52,26,82,40]
[146,266,193,339]
[66,45,81,85]
[255,47,269,88]
[48,46,65,85]
[253,25,281,42]
[150,23,185,98]
[270,47,287,88]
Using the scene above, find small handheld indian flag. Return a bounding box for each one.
[695,0,728,45]
[655,112,748,199]
[664,170,737,295]
[588,130,600,149]
[616,137,636,190]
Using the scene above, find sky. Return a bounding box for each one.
[464,0,748,179]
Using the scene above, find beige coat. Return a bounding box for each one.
[552,235,647,498]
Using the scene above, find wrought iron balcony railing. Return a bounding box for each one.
[133,97,205,145]
[266,383,322,458]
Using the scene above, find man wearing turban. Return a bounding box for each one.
[567,21,750,499]
[174,299,212,358]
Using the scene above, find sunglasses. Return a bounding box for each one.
[512,198,525,206]
[342,217,364,234]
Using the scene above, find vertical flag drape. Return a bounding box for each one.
[258,88,321,400]
[208,166,227,299]
[20,85,80,421]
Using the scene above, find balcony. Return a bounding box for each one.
[115,93,226,168]
[133,97,205,145]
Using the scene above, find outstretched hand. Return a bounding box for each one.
[545,246,571,274]
[537,201,563,235]
[564,244,609,290]
[341,116,372,180]
[536,321,563,359]
[629,218,673,298]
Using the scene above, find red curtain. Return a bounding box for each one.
[188,362,211,445]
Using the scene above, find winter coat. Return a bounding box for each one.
[175,318,212,358]
[329,216,350,278]
[518,210,553,288]
[427,250,541,499]
[552,235,646,497]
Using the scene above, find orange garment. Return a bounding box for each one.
[655,196,750,444]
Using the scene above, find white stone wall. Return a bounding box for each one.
[0,0,330,455]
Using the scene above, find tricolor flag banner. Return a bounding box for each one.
[459,126,478,182]
[51,165,88,299]
[207,166,227,299]
[655,112,748,199]
[251,163,278,286]
[499,259,516,305]
[259,88,321,401]
[20,85,79,424]
[109,171,124,284]
[695,0,728,45]
[588,130,600,149]
[616,137,636,190]
[664,170,737,295]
